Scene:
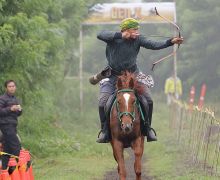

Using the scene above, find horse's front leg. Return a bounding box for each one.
[131,136,144,180]
[111,140,126,180]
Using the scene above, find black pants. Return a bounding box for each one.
[0,124,21,169]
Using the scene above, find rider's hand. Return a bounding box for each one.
[122,29,140,40]
[122,31,131,39]
[130,32,140,39]
[171,37,184,45]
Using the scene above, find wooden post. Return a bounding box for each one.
[204,117,213,171]
[172,1,178,130]
[79,25,83,112]
[173,1,178,99]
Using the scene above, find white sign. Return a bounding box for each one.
[84,2,176,24]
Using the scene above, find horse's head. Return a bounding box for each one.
[116,72,137,133]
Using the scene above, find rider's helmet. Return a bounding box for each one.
[120,18,140,31]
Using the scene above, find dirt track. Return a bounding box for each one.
[103,148,154,180]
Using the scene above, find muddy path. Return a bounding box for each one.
[103,148,154,180]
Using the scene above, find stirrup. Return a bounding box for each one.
[149,127,157,136]
[96,130,109,143]
[147,128,157,142]
[97,130,102,138]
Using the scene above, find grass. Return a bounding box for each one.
[32,107,117,180]
[34,154,115,180]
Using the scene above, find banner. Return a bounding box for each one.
[84,2,176,24]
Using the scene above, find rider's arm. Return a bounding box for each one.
[139,35,174,50]
[97,31,122,43]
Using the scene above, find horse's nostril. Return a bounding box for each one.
[124,124,132,132]
[121,123,133,132]
[125,126,130,132]
[121,123,125,128]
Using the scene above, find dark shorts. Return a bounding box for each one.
[99,76,117,94]
[98,76,117,107]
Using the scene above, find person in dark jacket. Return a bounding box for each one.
[96,18,183,143]
[0,80,22,169]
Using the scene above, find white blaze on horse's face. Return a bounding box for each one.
[123,93,130,111]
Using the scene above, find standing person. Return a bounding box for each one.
[164,74,183,105]
[0,80,22,169]
[95,18,183,143]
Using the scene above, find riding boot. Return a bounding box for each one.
[138,95,157,142]
[96,106,110,143]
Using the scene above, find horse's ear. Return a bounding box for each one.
[129,78,134,89]
[117,78,123,89]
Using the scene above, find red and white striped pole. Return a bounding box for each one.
[189,86,195,112]
[198,83,207,109]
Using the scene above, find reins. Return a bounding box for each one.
[116,89,137,122]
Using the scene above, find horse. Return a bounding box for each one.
[110,71,145,180]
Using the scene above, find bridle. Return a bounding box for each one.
[116,89,137,123]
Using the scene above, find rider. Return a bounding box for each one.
[96,18,183,143]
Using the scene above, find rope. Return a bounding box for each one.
[0,151,19,159]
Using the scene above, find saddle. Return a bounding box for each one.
[104,93,116,116]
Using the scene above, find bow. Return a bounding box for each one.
[151,7,181,71]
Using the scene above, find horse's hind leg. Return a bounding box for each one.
[111,140,126,180]
[132,136,144,180]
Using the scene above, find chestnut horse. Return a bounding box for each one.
[110,71,145,180]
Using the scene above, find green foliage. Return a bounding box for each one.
[177,0,220,100]
[0,0,115,157]
[0,0,100,157]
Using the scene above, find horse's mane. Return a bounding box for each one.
[116,71,145,95]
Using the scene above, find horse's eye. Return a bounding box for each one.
[117,97,122,103]
[131,97,136,103]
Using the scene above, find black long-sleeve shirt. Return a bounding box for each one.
[0,93,22,124]
[97,31,174,72]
